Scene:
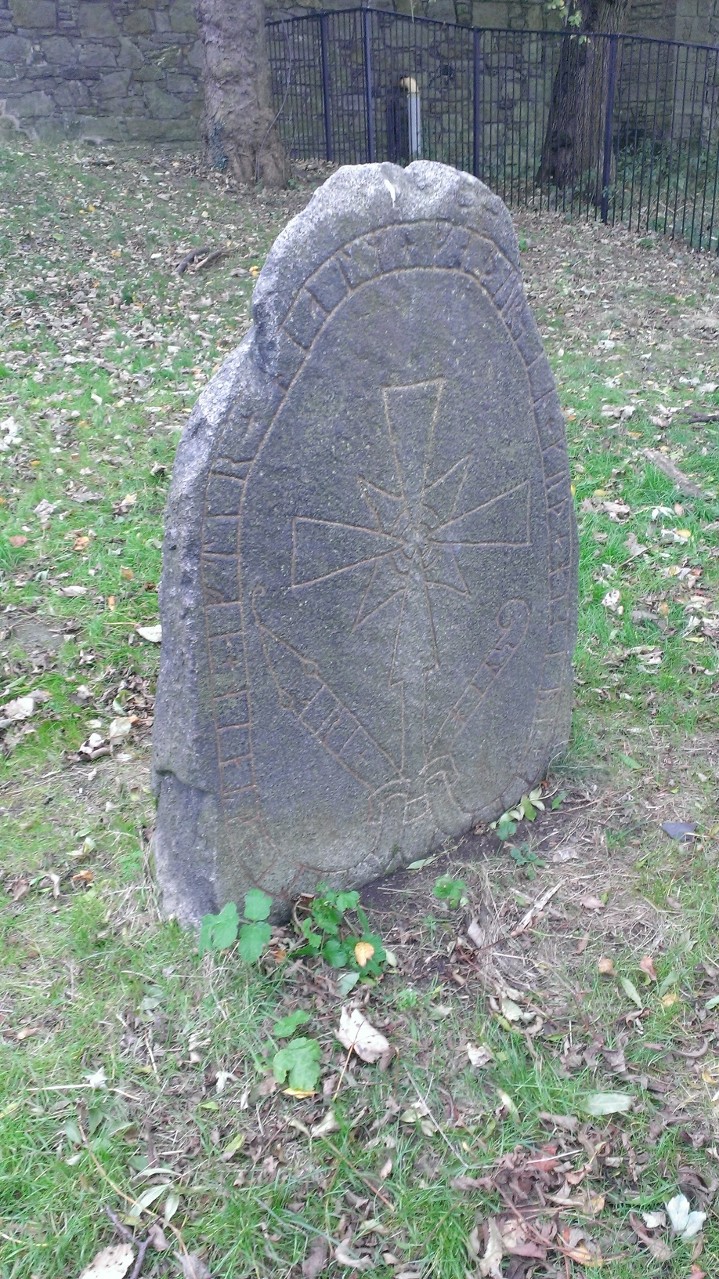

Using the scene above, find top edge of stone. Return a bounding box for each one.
[252,162,519,349]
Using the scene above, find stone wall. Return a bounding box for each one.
[0,0,202,141]
[0,0,717,144]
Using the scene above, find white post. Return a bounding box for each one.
[400,75,422,160]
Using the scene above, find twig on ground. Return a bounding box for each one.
[641,448,709,499]
[194,248,226,272]
[175,246,212,275]
[105,1208,152,1279]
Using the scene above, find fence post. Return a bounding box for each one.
[472,27,481,178]
[363,7,376,163]
[319,13,333,162]
[600,34,619,224]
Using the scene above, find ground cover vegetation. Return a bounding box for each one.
[0,141,718,1279]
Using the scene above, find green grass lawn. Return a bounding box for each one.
[1,140,718,1279]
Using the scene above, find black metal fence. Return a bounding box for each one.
[267,9,719,253]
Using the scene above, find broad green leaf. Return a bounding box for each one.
[237,920,271,963]
[311,899,342,935]
[243,888,273,921]
[322,937,348,968]
[496,819,517,840]
[620,976,644,1009]
[272,1037,322,1093]
[521,796,537,821]
[198,902,239,956]
[135,1183,168,1210]
[334,890,360,913]
[433,876,466,909]
[164,1189,181,1221]
[274,1010,312,1038]
[582,1091,634,1116]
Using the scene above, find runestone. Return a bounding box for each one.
[152,161,577,922]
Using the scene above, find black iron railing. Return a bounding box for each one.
[267,9,719,252]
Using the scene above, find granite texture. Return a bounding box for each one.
[153,160,578,923]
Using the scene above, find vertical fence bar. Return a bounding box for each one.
[363,7,376,163]
[600,34,618,223]
[319,12,333,162]
[472,26,481,177]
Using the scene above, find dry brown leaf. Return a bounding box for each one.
[334,1241,373,1270]
[629,1213,672,1261]
[176,1254,213,1279]
[336,1007,389,1064]
[77,1245,134,1279]
[302,1237,329,1278]
[639,955,658,981]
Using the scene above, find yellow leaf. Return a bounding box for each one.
[120,566,134,580]
[354,940,375,968]
[661,992,678,1008]
[284,1087,315,1098]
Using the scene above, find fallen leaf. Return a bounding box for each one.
[118,493,137,512]
[581,895,605,912]
[666,1193,706,1240]
[8,535,27,547]
[598,956,615,975]
[354,940,375,968]
[479,1218,505,1278]
[334,1241,373,1270]
[176,1254,212,1279]
[136,625,162,643]
[311,1109,340,1138]
[109,717,133,745]
[78,1245,134,1279]
[629,1212,672,1261]
[602,588,623,613]
[1,695,39,722]
[641,1211,667,1230]
[302,1237,329,1278]
[582,1091,634,1116]
[336,1007,390,1064]
[619,976,644,1009]
[466,1043,494,1069]
[639,955,658,982]
[551,844,579,863]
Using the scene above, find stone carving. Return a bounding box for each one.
[152,161,577,923]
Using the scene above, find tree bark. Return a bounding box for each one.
[537,0,631,197]
[195,0,286,188]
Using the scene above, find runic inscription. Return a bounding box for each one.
[152,161,578,925]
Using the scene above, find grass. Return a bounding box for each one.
[1,140,718,1278]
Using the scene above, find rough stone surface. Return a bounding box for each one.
[153,161,578,924]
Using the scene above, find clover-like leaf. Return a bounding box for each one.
[237,920,271,963]
[272,1037,322,1092]
[198,902,239,957]
[243,888,273,921]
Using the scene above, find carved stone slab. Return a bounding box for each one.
[153,161,577,923]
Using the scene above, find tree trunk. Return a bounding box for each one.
[196,0,286,188]
[537,0,631,198]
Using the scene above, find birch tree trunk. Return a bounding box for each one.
[196,0,286,188]
[537,0,631,199]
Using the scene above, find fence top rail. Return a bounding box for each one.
[266,7,719,54]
